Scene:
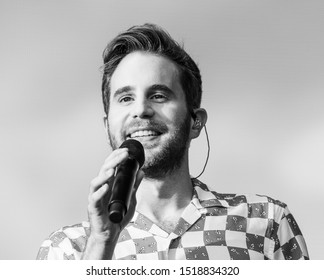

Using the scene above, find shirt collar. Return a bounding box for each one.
[129,178,230,235]
[191,178,230,209]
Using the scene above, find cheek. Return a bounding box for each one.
[159,104,188,125]
[107,111,125,133]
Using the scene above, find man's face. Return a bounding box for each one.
[106,51,191,178]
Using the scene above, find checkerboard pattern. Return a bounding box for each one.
[37,179,309,260]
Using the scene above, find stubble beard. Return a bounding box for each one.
[107,112,191,179]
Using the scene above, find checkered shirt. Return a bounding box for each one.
[37,179,309,260]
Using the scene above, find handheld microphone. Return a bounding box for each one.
[108,139,145,223]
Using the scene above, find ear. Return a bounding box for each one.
[189,108,208,140]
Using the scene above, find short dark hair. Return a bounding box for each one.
[101,23,202,115]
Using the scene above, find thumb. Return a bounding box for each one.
[134,169,144,192]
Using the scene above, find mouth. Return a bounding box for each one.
[126,129,162,140]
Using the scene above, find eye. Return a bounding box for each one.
[119,95,134,103]
[150,94,168,102]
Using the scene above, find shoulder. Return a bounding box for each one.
[37,221,89,260]
[192,178,288,219]
[48,221,90,242]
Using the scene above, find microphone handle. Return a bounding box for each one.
[108,158,139,223]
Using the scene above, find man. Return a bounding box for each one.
[37,23,309,260]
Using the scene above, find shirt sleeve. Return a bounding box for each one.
[36,224,88,260]
[273,206,309,260]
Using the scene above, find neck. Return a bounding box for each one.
[135,157,193,230]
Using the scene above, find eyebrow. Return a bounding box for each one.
[149,84,175,96]
[113,86,134,98]
[112,84,176,99]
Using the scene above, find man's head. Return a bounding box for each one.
[101,23,202,117]
[101,24,207,178]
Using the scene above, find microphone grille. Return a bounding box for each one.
[120,139,145,168]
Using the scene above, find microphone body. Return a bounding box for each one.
[108,139,144,223]
[108,158,139,223]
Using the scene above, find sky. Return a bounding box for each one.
[0,0,323,259]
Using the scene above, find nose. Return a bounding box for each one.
[131,98,154,119]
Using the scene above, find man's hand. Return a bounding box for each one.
[82,148,144,259]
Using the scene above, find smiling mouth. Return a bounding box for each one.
[127,130,161,139]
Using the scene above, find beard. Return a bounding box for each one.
[107,112,191,179]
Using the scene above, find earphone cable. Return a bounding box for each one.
[194,124,210,179]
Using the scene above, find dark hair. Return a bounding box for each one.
[101,23,202,115]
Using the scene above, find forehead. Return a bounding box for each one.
[110,51,183,94]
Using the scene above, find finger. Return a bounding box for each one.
[102,148,128,169]
[129,170,143,205]
[90,150,129,193]
[98,149,129,177]
[133,169,144,192]
[88,183,109,212]
[90,168,114,194]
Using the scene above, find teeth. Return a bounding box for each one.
[130,130,158,138]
